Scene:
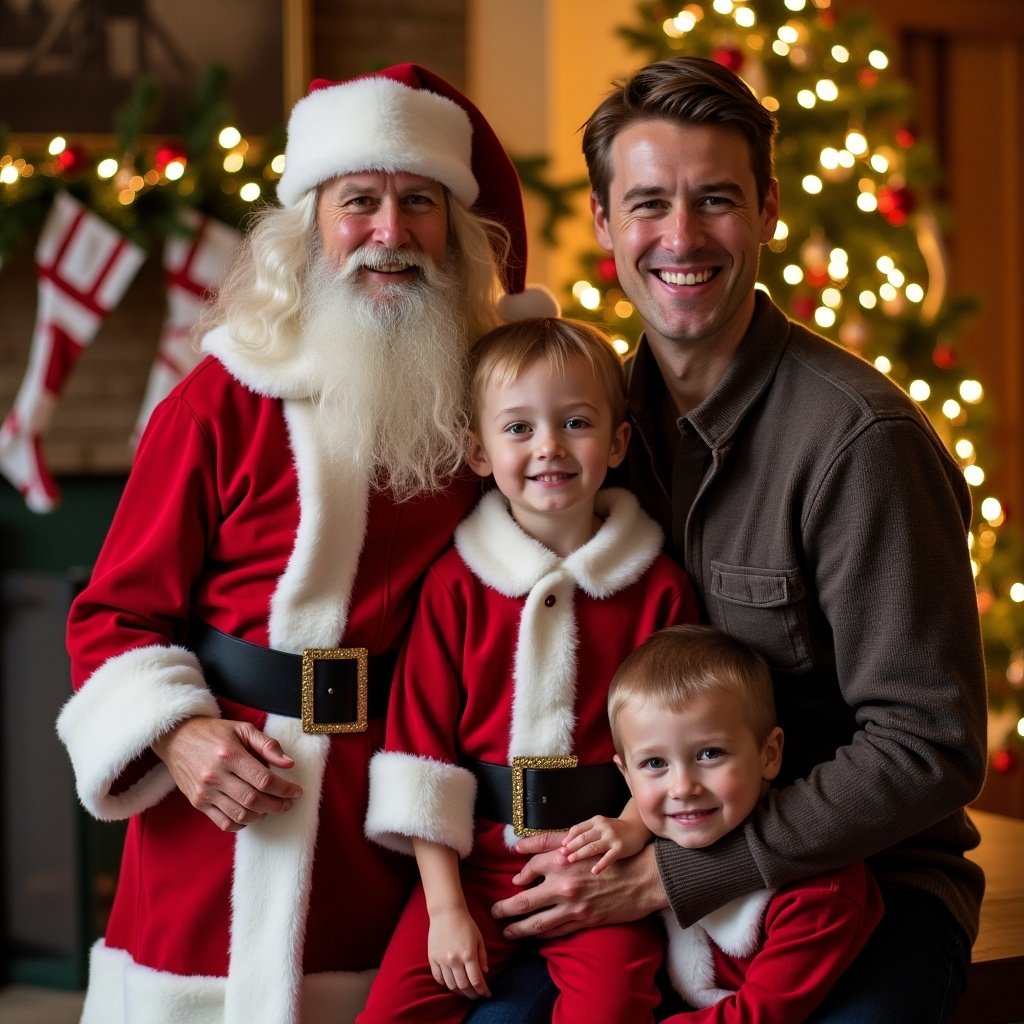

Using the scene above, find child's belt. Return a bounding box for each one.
[465,756,630,836]
[189,620,395,734]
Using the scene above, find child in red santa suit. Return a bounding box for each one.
[562,624,884,1024]
[361,316,699,1023]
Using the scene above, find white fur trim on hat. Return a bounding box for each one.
[497,284,561,322]
[278,77,477,208]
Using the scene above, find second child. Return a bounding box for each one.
[359,317,698,1023]
[564,624,884,1023]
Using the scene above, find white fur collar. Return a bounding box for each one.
[663,887,776,1009]
[455,488,664,847]
[454,487,663,599]
[202,324,323,400]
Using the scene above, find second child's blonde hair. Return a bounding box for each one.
[609,624,777,753]
[469,317,627,428]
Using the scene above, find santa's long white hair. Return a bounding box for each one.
[201,190,507,495]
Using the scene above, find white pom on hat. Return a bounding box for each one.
[278,63,557,318]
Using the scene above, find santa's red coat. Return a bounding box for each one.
[59,346,479,1024]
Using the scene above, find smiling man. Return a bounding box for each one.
[493,56,987,1024]
[57,64,555,1024]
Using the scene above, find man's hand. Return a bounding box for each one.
[490,833,667,940]
[152,716,302,831]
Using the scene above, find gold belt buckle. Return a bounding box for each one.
[300,648,369,734]
[510,754,579,836]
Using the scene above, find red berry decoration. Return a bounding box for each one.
[154,142,188,173]
[55,143,90,175]
[596,257,618,284]
[895,127,916,149]
[712,47,745,73]
[932,345,957,370]
[991,748,1017,775]
[792,295,816,321]
[877,185,915,226]
[805,268,830,290]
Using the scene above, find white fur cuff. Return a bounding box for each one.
[365,751,477,857]
[57,644,220,820]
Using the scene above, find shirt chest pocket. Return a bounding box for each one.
[708,562,813,673]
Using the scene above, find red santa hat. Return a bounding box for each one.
[277,62,558,319]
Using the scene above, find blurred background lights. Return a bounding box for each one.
[1011,583,1024,604]
[981,497,1003,523]
[859,290,878,308]
[906,283,925,303]
[845,131,868,155]
[48,137,67,156]
[97,158,119,179]
[960,379,984,403]
[815,79,839,101]
[239,182,261,202]
[868,49,890,70]
[873,355,892,374]
[783,264,804,284]
[908,379,931,402]
[797,88,816,107]
[218,127,242,149]
[802,174,823,193]
[857,192,878,212]
[964,465,985,487]
[942,400,962,419]
[734,6,756,27]
[831,45,849,62]
[955,439,975,460]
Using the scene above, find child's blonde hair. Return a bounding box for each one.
[609,624,777,753]
[469,317,627,428]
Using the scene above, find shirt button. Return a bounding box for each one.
[544,594,556,607]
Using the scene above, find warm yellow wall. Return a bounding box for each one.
[467,0,639,304]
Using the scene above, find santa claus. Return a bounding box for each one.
[56,63,556,1024]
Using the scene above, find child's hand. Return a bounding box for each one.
[560,814,650,874]
[427,906,492,1000]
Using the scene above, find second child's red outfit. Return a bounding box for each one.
[662,861,883,1024]
[361,487,699,1024]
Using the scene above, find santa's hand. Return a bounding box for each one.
[152,716,302,831]
[490,835,666,939]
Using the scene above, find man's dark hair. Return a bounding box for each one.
[582,56,778,212]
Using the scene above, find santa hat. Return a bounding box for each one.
[277,63,558,320]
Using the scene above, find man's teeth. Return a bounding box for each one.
[659,268,713,286]
[376,262,413,273]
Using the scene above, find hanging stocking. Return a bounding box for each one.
[132,209,242,443]
[0,191,146,512]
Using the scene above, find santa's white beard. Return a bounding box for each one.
[299,246,470,495]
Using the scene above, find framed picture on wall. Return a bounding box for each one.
[0,0,309,137]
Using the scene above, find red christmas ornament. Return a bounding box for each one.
[154,142,188,174]
[991,748,1017,775]
[55,143,90,175]
[792,295,816,321]
[932,345,957,370]
[877,185,916,226]
[596,257,618,284]
[805,268,830,290]
[895,126,916,149]
[712,47,745,73]
[857,68,879,89]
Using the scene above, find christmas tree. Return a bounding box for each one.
[563,0,1024,772]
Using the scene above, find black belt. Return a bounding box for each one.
[467,756,630,836]
[189,621,395,734]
